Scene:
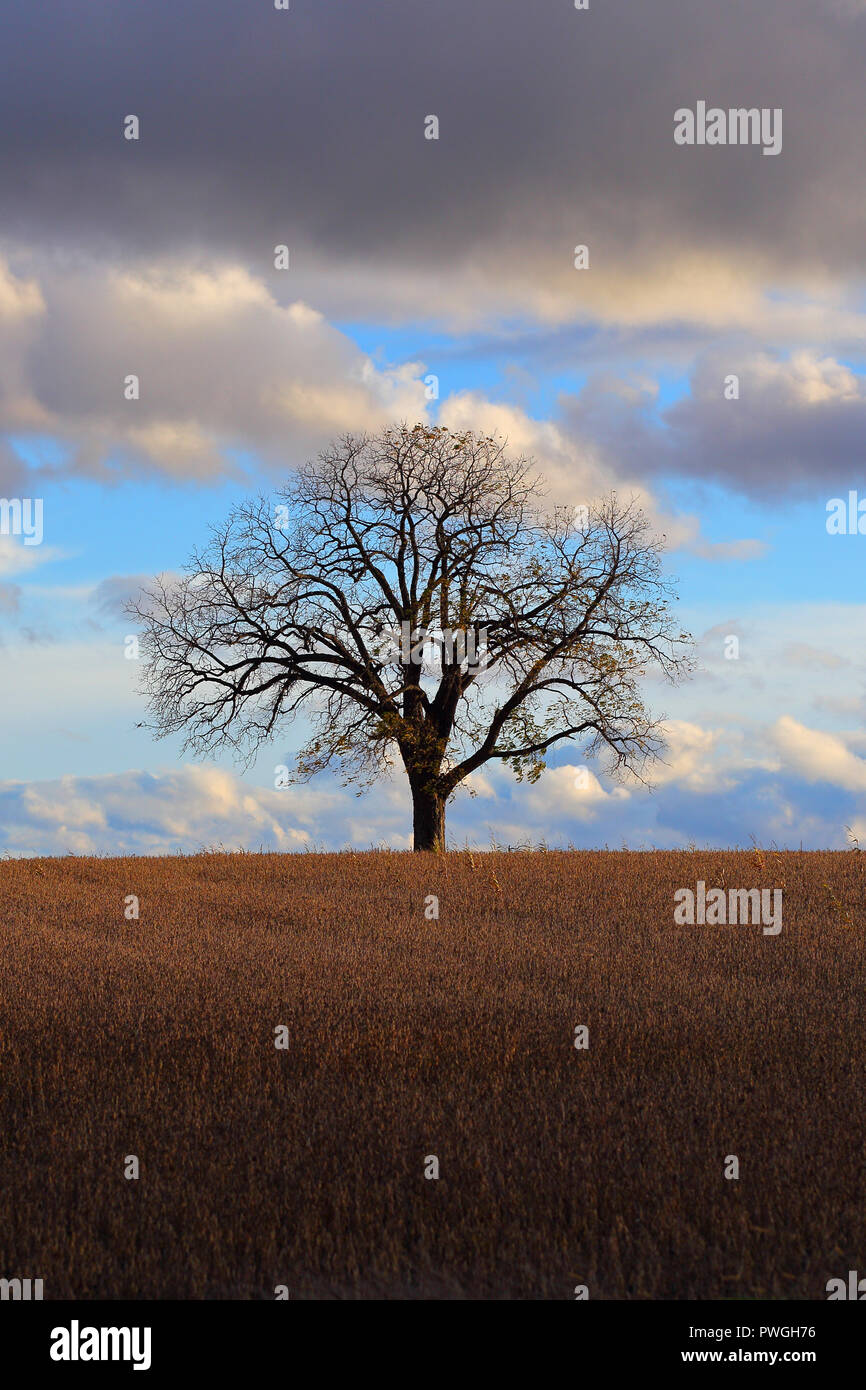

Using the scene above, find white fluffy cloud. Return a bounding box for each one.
[0,534,59,578]
[0,766,336,856]
[523,764,630,823]
[3,706,865,856]
[770,715,866,792]
[0,256,428,481]
[639,721,729,792]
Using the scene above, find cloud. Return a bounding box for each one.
[1,255,863,505]
[0,258,43,320]
[782,642,847,670]
[0,580,20,614]
[0,249,799,518]
[1,718,863,855]
[90,573,157,621]
[640,720,729,792]
[0,257,427,481]
[524,764,630,823]
[554,349,866,497]
[2,1,866,331]
[438,391,763,557]
[660,351,866,494]
[770,715,866,792]
[0,535,58,578]
[0,766,327,856]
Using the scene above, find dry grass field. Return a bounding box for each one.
[0,847,863,1300]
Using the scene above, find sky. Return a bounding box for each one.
[2,0,866,854]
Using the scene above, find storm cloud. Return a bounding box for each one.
[1,0,864,325]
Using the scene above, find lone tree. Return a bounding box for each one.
[132,424,693,850]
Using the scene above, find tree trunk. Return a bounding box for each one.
[412,786,446,852]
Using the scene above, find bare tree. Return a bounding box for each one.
[131,424,694,850]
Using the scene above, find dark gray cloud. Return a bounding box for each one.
[1,0,865,305]
[90,573,152,620]
[4,1,866,498]
[558,349,866,496]
[660,352,866,494]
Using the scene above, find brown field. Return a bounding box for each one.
[0,847,863,1300]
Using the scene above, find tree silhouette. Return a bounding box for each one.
[132,424,693,850]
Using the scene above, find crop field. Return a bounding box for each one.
[0,848,863,1300]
